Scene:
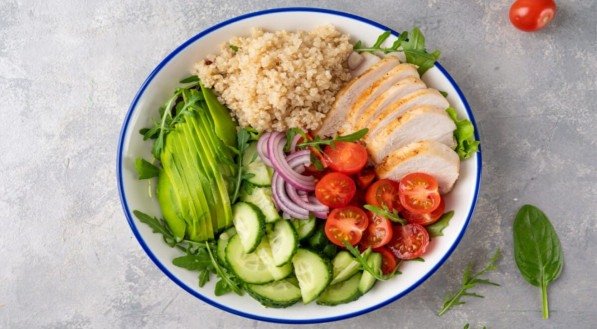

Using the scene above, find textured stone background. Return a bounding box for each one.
[1,0,595,328]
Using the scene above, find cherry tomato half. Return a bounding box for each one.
[387,224,430,260]
[325,206,369,247]
[315,172,356,208]
[398,173,441,214]
[365,179,403,212]
[373,247,399,275]
[359,214,393,249]
[356,167,376,189]
[509,0,557,32]
[323,141,368,174]
[402,197,445,226]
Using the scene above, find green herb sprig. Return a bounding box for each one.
[343,242,401,281]
[354,28,441,75]
[438,249,501,316]
[134,157,160,179]
[427,211,454,237]
[363,204,406,225]
[133,210,243,296]
[513,205,563,319]
[230,128,256,203]
[297,128,369,152]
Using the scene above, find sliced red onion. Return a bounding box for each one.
[267,132,315,191]
[257,132,272,166]
[271,171,309,219]
[285,181,329,213]
[289,133,302,153]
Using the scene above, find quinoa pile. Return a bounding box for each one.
[194,25,353,132]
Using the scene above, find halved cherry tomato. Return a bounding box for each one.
[365,179,403,212]
[398,173,441,214]
[373,247,398,275]
[509,0,556,32]
[324,206,369,247]
[387,224,430,260]
[356,167,376,189]
[402,197,445,226]
[323,141,368,174]
[359,214,393,249]
[315,172,356,208]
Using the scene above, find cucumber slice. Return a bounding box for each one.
[317,273,363,306]
[268,220,298,266]
[246,278,302,308]
[225,234,274,284]
[359,252,382,294]
[330,250,369,285]
[232,202,265,253]
[292,249,332,304]
[255,239,293,281]
[216,227,237,266]
[243,143,272,186]
[240,187,280,223]
[289,217,317,240]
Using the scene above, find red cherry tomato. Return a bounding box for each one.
[373,247,399,275]
[509,0,557,32]
[315,172,356,208]
[387,224,430,260]
[324,206,369,247]
[359,214,394,249]
[356,168,376,189]
[402,197,445,226]
[365,179,403,212]
[323,141,368,174]
[398,173,441,214]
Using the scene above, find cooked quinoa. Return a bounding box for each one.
[194,25,353,132]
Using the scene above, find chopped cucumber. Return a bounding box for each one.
[232,202,265,253]
[292,249,332,304]
[216,227,237,266]
[246,278,302,308]
[330,250,369,285]
[268,220,298,266]
[290,217,316,240]
[225,234,274,284]
[255,239,292,281]
[240,187,280,223]
[317,273,363,306]
[359,252,382,294]
[242,143,272,186]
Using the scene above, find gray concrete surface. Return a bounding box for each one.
[1,0,595,328]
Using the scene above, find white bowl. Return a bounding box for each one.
[117,7,482,324]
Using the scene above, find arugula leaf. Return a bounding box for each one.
[229,44,239,53]
[231,128,252,203]
[179,75,200,83]
[172,253,212,271]
[343,242,400,280]
[446,108,480,159]
[133,210,178,246]
[198,269,210,287]
[439,90,449,97]
[297,128,369,150]
[438,249,501,316]
[205,241,243,295]
[363,204,406,225]
[427,211,454,237]
[354,28,440,75]
[134,157,160,179]
[412,257,425,262]
[513,205,563,319]
[284,127,307,152]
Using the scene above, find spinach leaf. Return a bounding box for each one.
[134,157,160,179]
[427,211,454,237]
[513,205,564,319]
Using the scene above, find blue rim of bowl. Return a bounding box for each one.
[116,6,482,324]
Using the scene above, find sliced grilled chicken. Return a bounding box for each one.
[367,105,456,163]
[353,77,427,131]
[341,64,419,134]
[350,52,382,77]
[376,140,460,194]
[366,88,449,139]
[317,56,400,137]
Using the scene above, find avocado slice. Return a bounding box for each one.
[201,85,237,148]
[156,170,186,241]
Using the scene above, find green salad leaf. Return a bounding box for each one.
[446,107,480,159]
[513,205,564,319]
[354,27,440,75]
[134,157,159,179]
[427,211,454,237]
[363,204,406,225]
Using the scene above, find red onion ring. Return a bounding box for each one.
[289,134,302,153]
[267,132,315,191]
[285,181,329,213]
[257,132,272,166]
[271,171,309,219]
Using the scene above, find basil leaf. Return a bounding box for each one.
[427,211,454,237]
[513,205,564,319]
[134,157,159,179]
